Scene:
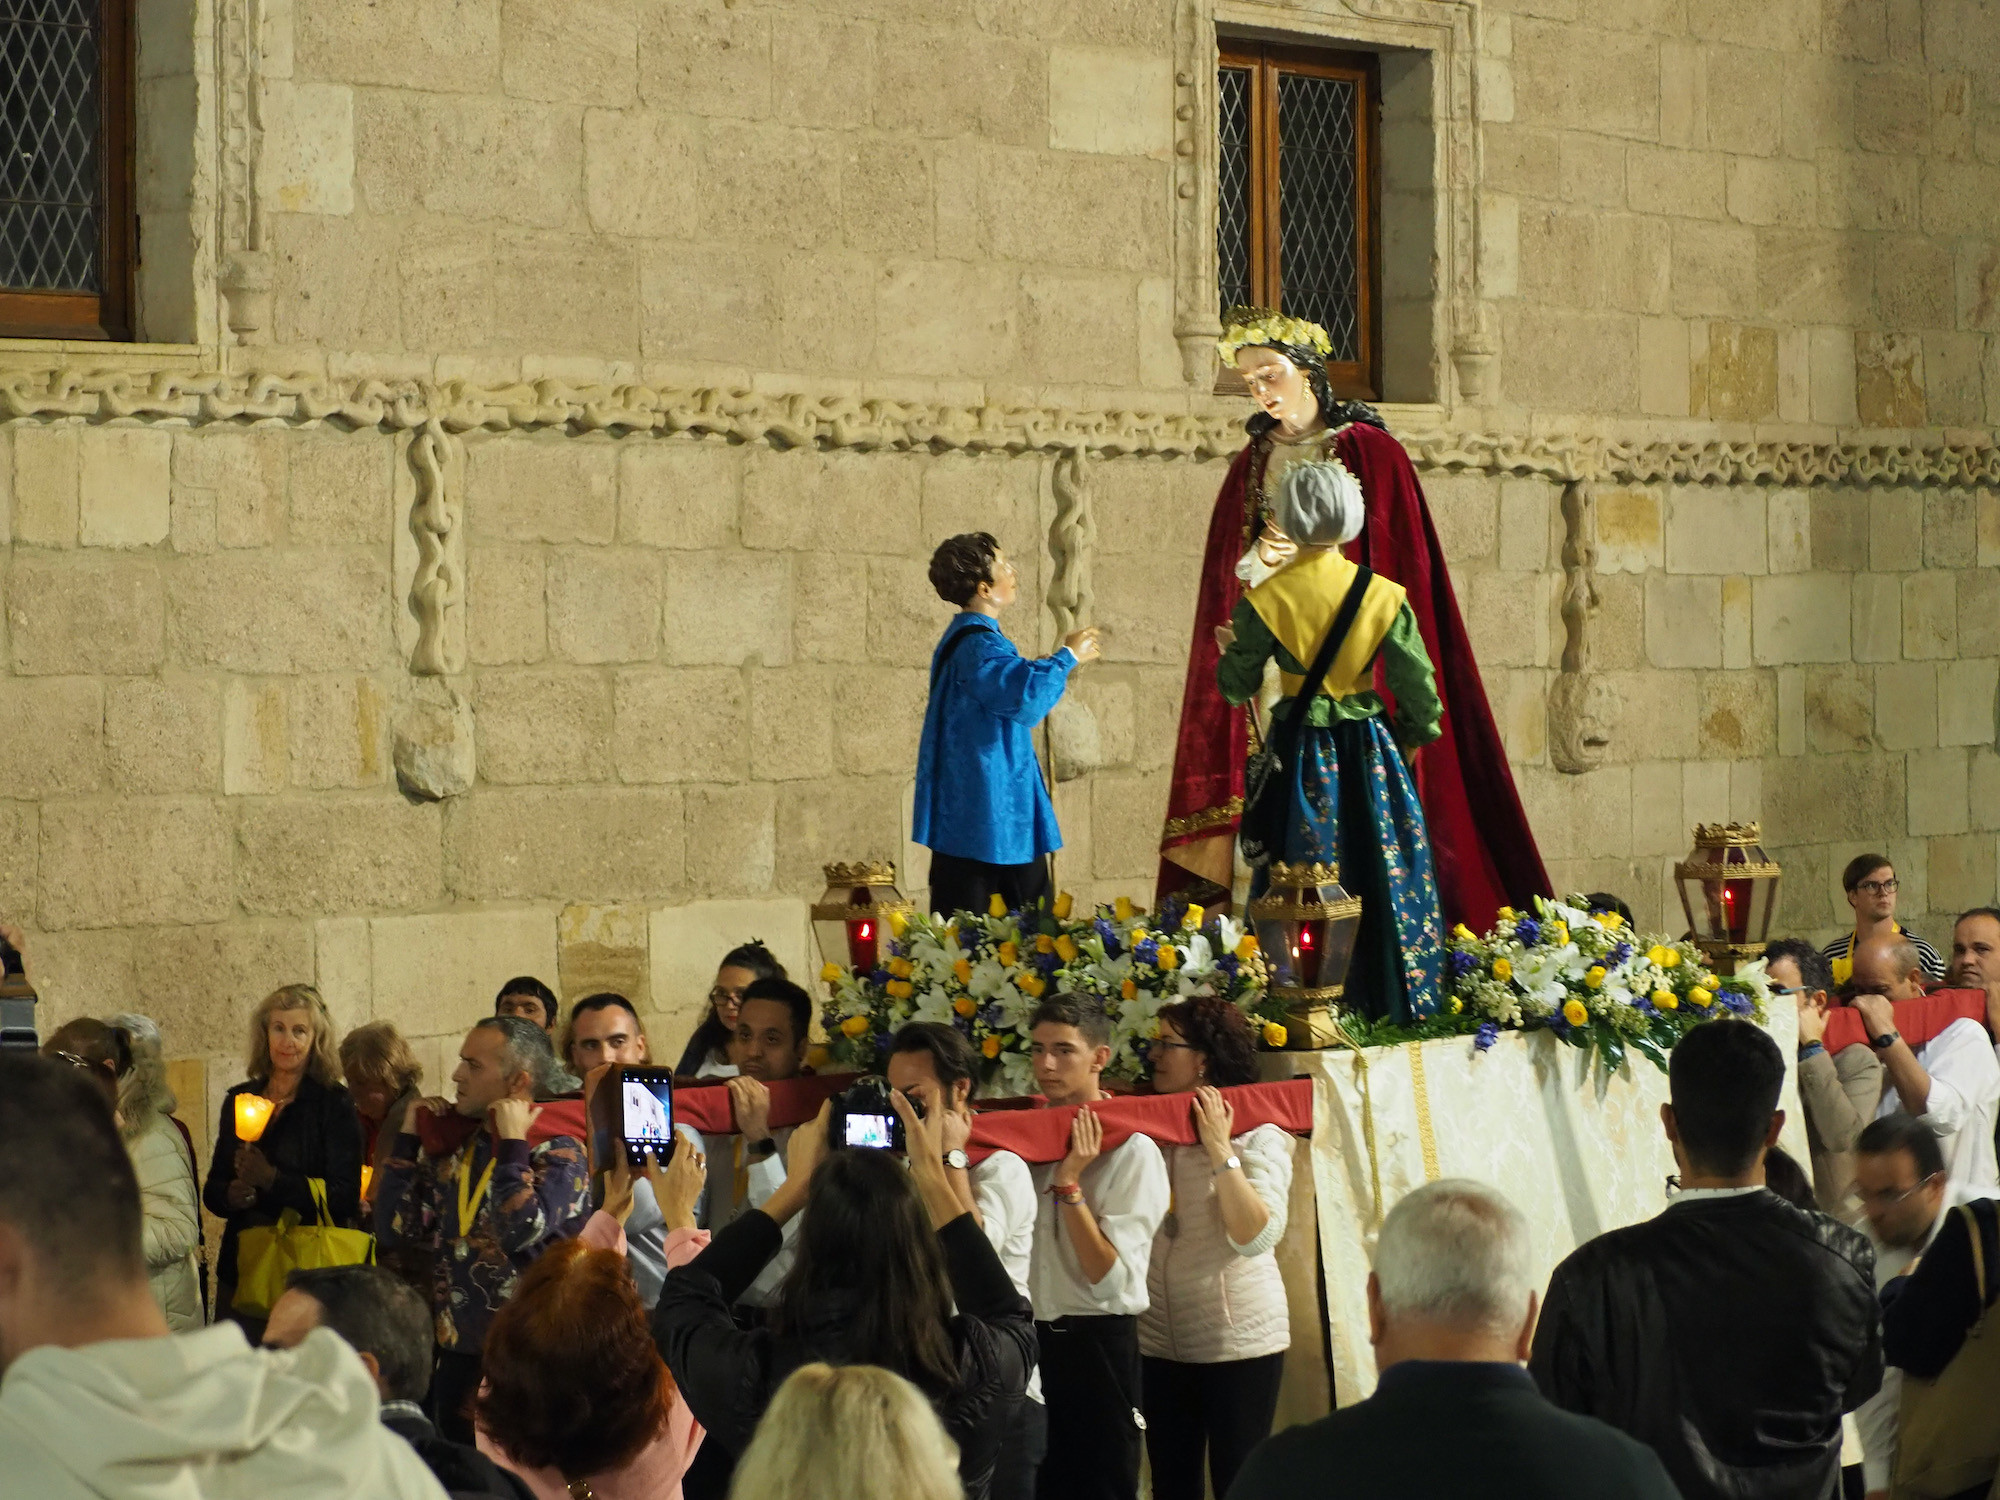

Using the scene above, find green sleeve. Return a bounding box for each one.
[1380,603,1442,748]
[1216,597,1277,706]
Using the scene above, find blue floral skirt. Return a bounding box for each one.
[1248,712,1444,1023]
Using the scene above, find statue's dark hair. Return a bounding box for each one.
[1229,325,1388,440]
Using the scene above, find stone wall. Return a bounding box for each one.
[3,0,1998,1169]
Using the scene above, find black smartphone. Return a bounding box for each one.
[617,1066,676,1164]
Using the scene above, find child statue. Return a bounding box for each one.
[1217,447,1447,1022]
[913,532,1101,918]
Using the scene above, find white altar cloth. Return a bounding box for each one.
[1304,1008,1807,1404]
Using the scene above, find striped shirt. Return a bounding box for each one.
[1821,927,1946,983]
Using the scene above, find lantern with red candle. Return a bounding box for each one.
[1247,861,1363,1048]
[1674,822,1782,975]
[813,861,915,977]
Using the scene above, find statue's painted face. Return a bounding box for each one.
[1234,345,1319,430]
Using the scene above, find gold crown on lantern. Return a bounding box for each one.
[1691,822,1763,848]
[1216,306,1334,364]
[821,860,900,886]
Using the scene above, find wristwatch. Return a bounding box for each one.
[1869,1028,1901,1052]
[943,1148,970,1171]
[747,1136,778,1159]
[1213,1154,1241,1176]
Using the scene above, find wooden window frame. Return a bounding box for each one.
[1218,39,1382,401]
[0,0,137,341]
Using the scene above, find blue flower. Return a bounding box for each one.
[1135,937,1160,966]
[1217,954,1240,979]
[873,1031,892,1053]
[1610,942,1633,966]
[1448,950,1478,978]
[1094,917,1122,956]
[1719,988,1751,1015]
[1513,917,1541,947]
[981,1004,1005,1027]
[1036,950,1061,974]
[869,966,890,985]
[1634,994,1658,1017]
[1474,1021,1500,1053]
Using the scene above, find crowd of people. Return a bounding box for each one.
[5,866,2000,1500]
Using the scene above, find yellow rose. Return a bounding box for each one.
[1652,989,1678,1011]
[1492,958,1513,983]
[1452,923,1474,941]
[981,1034,1002,1058]
[1262,1021,1288,1048]
[1035,934,1055,955]
[1497,906,1517,920]
[1699,973,1719,990]
[1055,935,1078,963]
[1129,927,1148,946]
[1598,910,1623,931]
[1015,974,1046,998]
[1114,895,1134,921]
[954,997,977,1017]
[997,941,1018,968]
[1183,903,1206,931]
[1448,996,1463,1013]
[1585,966,1606,990]
[1688,987,1713,1008]
[1659,948,1682,969]
[820,962,843,984]
[888,956,913,979]
[1551,921,1570,947]
[1562,999,1589,1026]
[1053,891,1074,919]
[1158,945,1180,971]
[1234,934,1260,960]
[953,957,972,986]
[988,893,1008,917]
[885,979,913,999]
[840,1014,870,1038]
[889,909,909,937]
[1121,978,1137,1001]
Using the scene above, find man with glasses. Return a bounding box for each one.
[1764,938,1883,1223]
[1851,1114,1954,1499]
[1821,855,1945,986]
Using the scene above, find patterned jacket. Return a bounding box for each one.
[375,1127,590,1352]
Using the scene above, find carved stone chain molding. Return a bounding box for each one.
[1548,480,1615,776]
[216,0,273,341]
[3,363,1998,487]
[394,418,476,802]
[1044,447,1103,784]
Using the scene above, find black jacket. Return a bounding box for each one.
[1225,1360,1679,1500]
[1530,1191,1882,1500]
[201,1074,364,1286]
[653,1208,1035,1500]
[381,1406,534,1500]
[1882,1197,2000,1377]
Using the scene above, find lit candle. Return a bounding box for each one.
[234,1093,277,1142]
[360,1163,375,1202]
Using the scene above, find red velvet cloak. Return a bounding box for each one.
[1157,421,1550,933]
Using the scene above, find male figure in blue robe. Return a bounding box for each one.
[913,532,1101,918]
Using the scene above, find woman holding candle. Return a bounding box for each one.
[202,983,363,1335]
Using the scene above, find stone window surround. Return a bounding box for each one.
[1176,0,1488,406]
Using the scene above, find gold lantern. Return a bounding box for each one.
[813,861,914,975]
[1247,861,1364,1049]
[1674,822,1782,975]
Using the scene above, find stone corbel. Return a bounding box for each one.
[218,249,274,343]
[1045,448,1101,782]
[1548,480,1618,774]
[395,420,475,800]
[1171,0,1223,388]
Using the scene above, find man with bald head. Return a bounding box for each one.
[1849,931,2000,1200]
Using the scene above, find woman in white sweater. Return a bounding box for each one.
[1138,997,1293,1500]
[109,1014,205,1331]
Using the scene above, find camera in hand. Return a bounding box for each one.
[830,1074,905,1152]
[588,1065,677,1166]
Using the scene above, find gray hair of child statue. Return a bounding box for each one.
[1273,459,1365,549]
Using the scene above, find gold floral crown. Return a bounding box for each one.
[1216,305,1333,364]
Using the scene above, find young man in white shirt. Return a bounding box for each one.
[1025,995,1170,1500]
[887,1022,1043,1500]
[1851,934,2000,1200]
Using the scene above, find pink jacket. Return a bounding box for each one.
[478,1215,710,1500]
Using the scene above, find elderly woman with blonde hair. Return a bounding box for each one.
[200,983,363,1335]
[729,1364,964,1500]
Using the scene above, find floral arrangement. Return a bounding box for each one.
[1443,895,1771,1075]
[820,893,1277,1094]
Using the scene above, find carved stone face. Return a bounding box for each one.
[1234,346,1320,433]
[1548,672,1619,774]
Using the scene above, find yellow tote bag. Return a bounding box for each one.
[233,1177,375,1318]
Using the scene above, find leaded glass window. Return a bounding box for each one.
[1216,41,1378,398]
[1,0,133,339]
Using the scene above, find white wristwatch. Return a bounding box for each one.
[1213,1154,1241,1176]
[943,1148,970,1171]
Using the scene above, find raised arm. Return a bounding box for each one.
[954,631,1077,726]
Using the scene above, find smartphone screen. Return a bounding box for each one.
[619,1068,675,1159]
[843,1112,896,1149]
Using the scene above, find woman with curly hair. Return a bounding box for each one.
[1137,997,1294,1500]
[200,983,362,1334]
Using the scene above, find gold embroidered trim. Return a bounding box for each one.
[1407,1041,1441,1185]
[1161,798,1243,842]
